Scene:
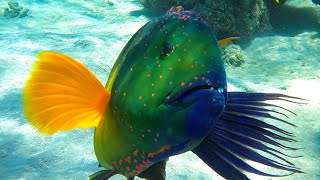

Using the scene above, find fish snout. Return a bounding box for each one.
[166,83,226,138]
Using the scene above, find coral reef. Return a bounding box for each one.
[3,2,29,18]
[141,0,320,42]
[194,0,270,43]
[140,0,271,43]
[266,1,320,36]
[221,44,245,67]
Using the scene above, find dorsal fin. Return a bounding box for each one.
[218,37,240,48]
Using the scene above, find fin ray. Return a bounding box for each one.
[23,51,110,135]
[194,92,303,179]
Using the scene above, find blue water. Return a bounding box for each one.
[0,0,319,179]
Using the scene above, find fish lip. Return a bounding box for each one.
[163,80,219,105]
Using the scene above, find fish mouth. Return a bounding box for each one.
[163,80,223,105]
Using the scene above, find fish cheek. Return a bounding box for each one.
[154,105,191,145]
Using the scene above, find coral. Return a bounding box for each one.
[106,1,114,6]
[267,1,320,36]
[3,2,29,18]
[140,0,271,43]
[221,44,245,67]
[140,0,198,14]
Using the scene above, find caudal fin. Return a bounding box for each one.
[193,92,305,179]
[22,51,110,135]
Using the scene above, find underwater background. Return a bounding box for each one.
[0,0,319,179]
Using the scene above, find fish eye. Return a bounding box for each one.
[160,42,173,60]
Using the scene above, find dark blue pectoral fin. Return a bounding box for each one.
[193,92,304,179]
[192,140,250,180]
[89,169,117,180]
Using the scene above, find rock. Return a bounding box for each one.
[140,0,271,43]
[2,2,29,18]
[107,1,114,6]
[221,44,245,67]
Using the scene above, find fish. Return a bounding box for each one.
[22,10,303,180]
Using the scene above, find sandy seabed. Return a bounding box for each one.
[0,0,319,179]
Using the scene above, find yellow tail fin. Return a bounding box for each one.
[22,51,110,135]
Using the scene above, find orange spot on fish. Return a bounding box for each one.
[166,96,170,100]
[181,82,185,86]
[119,159,123,166]
[133,149,139,156]
[125,156,131,163]
[160,75,163,79]
[135,164,143,171]
[151,93,155,97]
[142,160,147,165]
[148,146,171,158]
[126,166,130,171]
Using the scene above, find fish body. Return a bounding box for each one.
[22,9,302,180]
[94,10,226,176]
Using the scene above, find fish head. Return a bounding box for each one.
[108,10,227,156]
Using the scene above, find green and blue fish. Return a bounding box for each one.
[22,9,303,179]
